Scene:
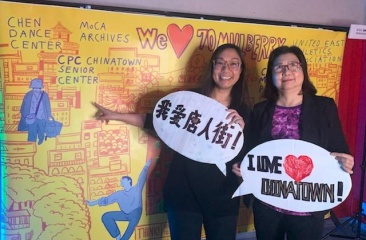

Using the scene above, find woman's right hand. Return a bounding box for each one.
[92,102,146,128]
[92,102,115,124]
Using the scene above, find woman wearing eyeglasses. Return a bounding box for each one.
[233,45,354,240]
[93,43,251,240]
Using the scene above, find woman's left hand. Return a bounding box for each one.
[331,152,354,174]
[232,162,242,178]
[226,109,245,129]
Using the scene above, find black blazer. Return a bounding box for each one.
[247,94,349,154]
[246,94,350,218]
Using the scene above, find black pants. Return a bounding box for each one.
[253,200,325,240]
[167,210,238,240]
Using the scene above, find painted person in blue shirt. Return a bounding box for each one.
[87,159,152,240]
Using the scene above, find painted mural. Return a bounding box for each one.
[0,1,347,239]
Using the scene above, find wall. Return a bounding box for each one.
[44,0,366,27]
[1,2,354,239]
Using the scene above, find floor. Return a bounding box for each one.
[235,217,366,240]
[320,217,366,240]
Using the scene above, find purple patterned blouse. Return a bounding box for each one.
[266,104,311,216]
[272,105,301,140]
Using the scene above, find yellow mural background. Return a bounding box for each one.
[0,1,346,239]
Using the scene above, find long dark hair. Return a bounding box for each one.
[200,43,251,108]
[263,45,317,101]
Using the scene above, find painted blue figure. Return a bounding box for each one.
[86,159,152,240]
[17,78,52,145]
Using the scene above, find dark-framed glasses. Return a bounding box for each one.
[213,60,241,71]
[273,62,302,73]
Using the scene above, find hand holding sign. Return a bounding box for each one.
[153,91,244,175]
[233,139,352,212]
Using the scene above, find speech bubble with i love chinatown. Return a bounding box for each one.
[233,139,352,212]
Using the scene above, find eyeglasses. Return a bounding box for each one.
[273,62,302,73]
[213,60,241,71]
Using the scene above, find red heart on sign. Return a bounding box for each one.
[283,155,314,182]
[167,24,194,58]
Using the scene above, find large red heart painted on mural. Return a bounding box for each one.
[283,155,314,182]
[167,24,194,58]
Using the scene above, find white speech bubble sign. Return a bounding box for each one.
[153,91,244,175]
[233,139,352,212]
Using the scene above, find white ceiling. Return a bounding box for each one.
[42,0,366,28]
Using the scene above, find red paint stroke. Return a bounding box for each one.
[167,24,194,58]
[283,155,314,182]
